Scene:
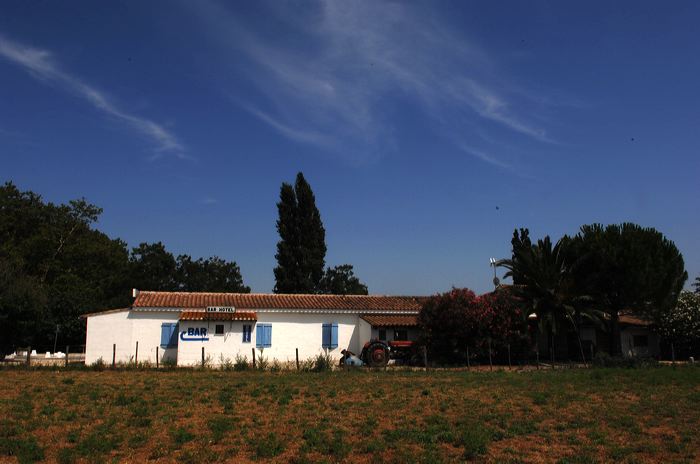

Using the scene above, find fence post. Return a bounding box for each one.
[551,338,555,370]
[590,344,594,365]
[466,346,471,371]
[112,344,116,368]
[295,348,299,371]
[488,338,493,371]
[26,346,31,366]
[671,342,676,365]
[536,348,540,370]
[156,346,159,369]
[135,341,139,365]
[65,345,70,368]
[422,346,428,369]
[252,348,256,369]
[201,347,205,368]
[507,344,512,369]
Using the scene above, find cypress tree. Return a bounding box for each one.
[273,173,326,293]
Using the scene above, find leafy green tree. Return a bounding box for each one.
[568,223,687,355]
[274,173,327,293]
[658,291,700,359]
[317,264,368,295]
[176,255,250,293]
[0,182,132,351]
[129,242,178,291]
[49,228,132,343]
[0,257,48,350]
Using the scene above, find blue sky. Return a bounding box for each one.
[1,1,698,295]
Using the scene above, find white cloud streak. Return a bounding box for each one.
[187,1,556,168]
[0,35,186,158]
[456,143,512,170]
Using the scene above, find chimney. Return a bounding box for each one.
[132,288,140,298]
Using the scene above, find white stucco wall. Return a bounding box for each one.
[621,327,659,358]
[86,309,422,367]
[177,319,255,367]
[256,313,360,362]
[85,310,178,365]
[359,318,372,351]
[85,310,132,365]
[129,311,180,364]
[177,313,361,366]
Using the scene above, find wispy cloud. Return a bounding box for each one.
[456,143,512,170]
[0,35,186,159]
[241,104,335,148]
[186,1,558,168]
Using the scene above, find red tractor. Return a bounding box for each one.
[341,339,422,367]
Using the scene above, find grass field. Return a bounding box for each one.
[1,366,699,463]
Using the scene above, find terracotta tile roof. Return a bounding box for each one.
[179,311,258,321]
[619,314,652,326]
[360,314,419,327]
[133,291,425,312]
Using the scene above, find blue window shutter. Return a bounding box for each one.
[322,323,330,348]
[264,324,272,347]
[331,323,338,349]
[256,324,264,348]
[160,323,170,347]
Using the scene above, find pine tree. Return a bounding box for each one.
[273,173,327,293]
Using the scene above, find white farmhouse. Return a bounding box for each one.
[83,290,424,366]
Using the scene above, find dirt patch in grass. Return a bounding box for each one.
[0,367,698,463]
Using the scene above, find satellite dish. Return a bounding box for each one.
[493,277,500,287]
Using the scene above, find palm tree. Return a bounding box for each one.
[499,232,602,363]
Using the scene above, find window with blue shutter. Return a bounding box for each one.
[255,324,272,348]
[161,323,178,348]
[264,324,272,347]
[322,323,338,349]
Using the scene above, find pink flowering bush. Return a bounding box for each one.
[418,287,530,363]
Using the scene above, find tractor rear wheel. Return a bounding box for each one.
[366,341,389,367]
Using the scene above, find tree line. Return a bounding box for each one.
[420,224,695,362]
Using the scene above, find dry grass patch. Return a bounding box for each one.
[0,366,698,463]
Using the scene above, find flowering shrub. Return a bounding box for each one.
[659,291,700,358]
[478,289,530,358]
[418,287,530,363]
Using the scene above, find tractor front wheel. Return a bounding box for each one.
[366,341,389,368]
